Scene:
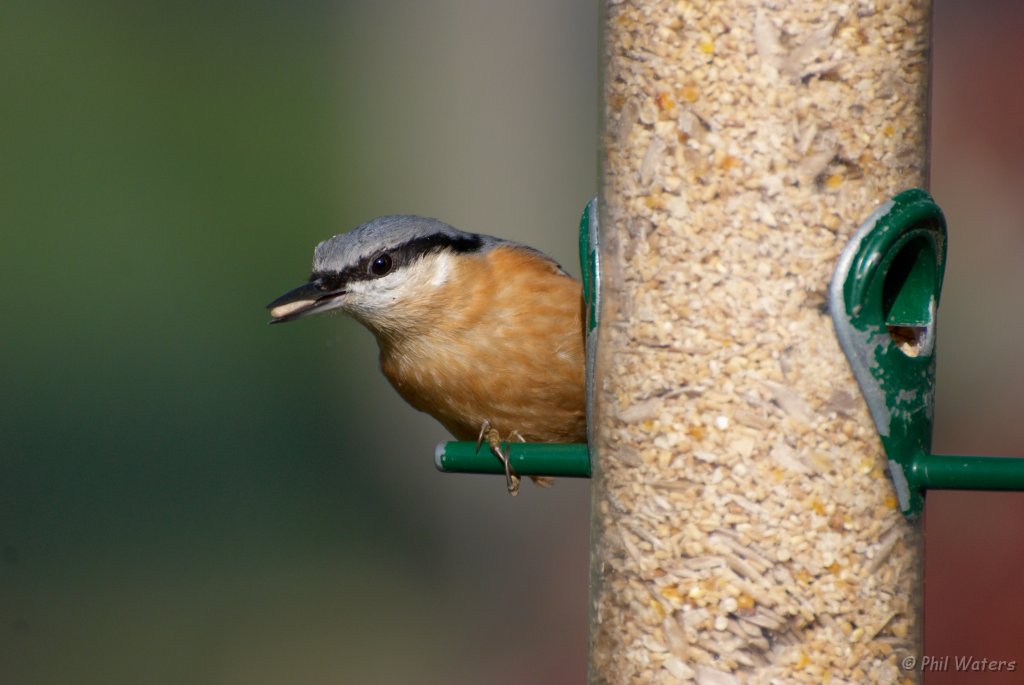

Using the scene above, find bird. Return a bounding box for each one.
[267,215,586,495]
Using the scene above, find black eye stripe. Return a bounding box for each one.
[400,233,483,257]
[385,233,483,270]
[315,274,344,291]
[310,232,485,289]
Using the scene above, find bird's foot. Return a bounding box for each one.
[476,421,522,496]
[508,430,556,488]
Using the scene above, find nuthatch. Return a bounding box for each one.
[267,215,586,494]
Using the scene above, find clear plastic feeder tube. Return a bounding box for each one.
[590,1,931,682]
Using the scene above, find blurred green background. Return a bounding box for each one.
[1,1,1022,684]
[1,2,595,684]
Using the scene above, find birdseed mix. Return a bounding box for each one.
[590,1,930,683]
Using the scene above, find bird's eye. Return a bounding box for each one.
[370,252,392,277]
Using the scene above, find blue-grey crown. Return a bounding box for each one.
[311,215,498,276]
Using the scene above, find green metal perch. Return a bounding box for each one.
[435,441,592,478]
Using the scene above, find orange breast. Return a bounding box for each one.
[378,245,586,443]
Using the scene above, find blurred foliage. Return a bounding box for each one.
[1,2,595,683]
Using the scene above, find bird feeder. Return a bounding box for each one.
[590,1,931,682]
[434,1,1024,683]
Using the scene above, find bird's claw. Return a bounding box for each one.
[476,421,522,496]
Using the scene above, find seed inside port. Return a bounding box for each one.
[887,324,927,357]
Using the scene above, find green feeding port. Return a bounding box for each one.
[832,189,1024,518]
[433,198,598,481]
[883,233,939,357]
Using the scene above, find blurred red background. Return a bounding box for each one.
[927,2,1024,683]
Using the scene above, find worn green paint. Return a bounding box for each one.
[832,189,1024,517]
[831,189,946,516]
[579,197,600,334]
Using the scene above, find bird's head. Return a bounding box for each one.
[267,215,491,338]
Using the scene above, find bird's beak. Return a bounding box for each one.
[266,279,347,324]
